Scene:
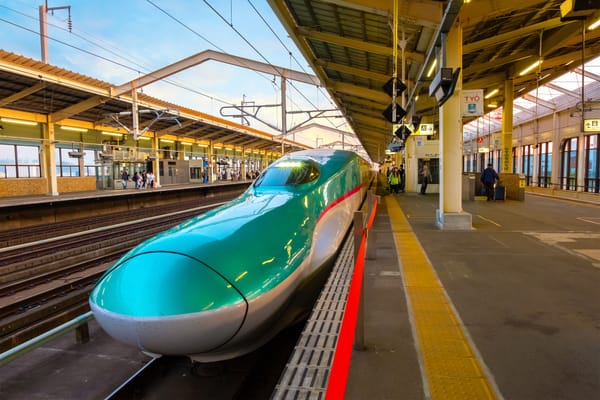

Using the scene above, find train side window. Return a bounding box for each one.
[254,160,320,187]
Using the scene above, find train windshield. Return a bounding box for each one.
[254,159,320,187]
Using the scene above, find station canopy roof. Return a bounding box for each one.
[0,49,308,154]
[267,0,600,162]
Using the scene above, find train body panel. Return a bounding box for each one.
[90,149,371,361]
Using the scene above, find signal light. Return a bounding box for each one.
[382,77,407,97]
[382,103,406,124]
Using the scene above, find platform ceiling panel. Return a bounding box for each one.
[268,0,600,162]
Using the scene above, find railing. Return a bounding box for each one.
[325,190,379,400]
[0,312,93,367]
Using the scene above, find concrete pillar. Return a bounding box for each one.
[502,78,514,173]
[208,142,214,183]
[577,131,586,191]
[241,148,248,180]
[152,133,160,187]
[436,18,472,230]
[406,136,418,192]
[42,120,59,196]
[551,112,561,189]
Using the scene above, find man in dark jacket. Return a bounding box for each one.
[481,163,499,201]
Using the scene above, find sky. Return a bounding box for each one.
[0,0,362,152]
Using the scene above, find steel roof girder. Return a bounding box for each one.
[0,82,47,108]
[463,18,567,55]
[460,0,551,28]
[319,0,443,29]
[315,59,391,83]
[296,26,425,63]
[522,93,556,110]
[50,96,108,123]
[350,113,389,130]
[331,81,391,103]
[111,49,320,97]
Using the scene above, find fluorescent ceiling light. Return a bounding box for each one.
[519,60,541,76]
[102,131,123,137]
[60,125,88,132]
[180,141,192,146]
[160,139,174,143]
[427,59,437,78]
[136,136,150,140]
[589,18,600,31]
[484,89,499,99]
[1,117,38,126]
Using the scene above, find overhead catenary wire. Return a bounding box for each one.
[0,3,234,108]
[0,1,353,139]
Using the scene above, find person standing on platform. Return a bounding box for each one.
[147,171,154,188]
[399,164,406,192]
[420,162,431,194]
[481,163,499,201]
[121,169,129,190]
[388,166,401,194]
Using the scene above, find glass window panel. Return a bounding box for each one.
[0,144,16,163]
[17,145,39,165]
[30,166,40,177]
[18,165,30,177]
[6,166,16,178]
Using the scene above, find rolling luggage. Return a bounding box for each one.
[494,184,505,201]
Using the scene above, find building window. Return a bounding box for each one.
[55,147,81,177]
[584,134,599,193]
[561,137,578,191]
[0,143,41,178]
[537,142,552,188]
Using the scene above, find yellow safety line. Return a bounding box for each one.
[387,196,498,400]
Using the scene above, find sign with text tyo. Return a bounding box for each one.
[461,89,484,117]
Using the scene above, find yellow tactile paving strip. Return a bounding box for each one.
[387,196,498,400]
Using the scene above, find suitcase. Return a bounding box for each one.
[494,184,505,201]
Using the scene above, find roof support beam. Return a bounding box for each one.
[314,59,391,82]
[296,27,424,63]
[0,82,46,107]
[522,93,555,110]
[331,81,391,103]
[463,18,567,54]
[50,96,107,123]
[319,0,442,29]
[545,82,580,98]
[111,49,320,97]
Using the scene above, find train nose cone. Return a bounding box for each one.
[89,252,247,355]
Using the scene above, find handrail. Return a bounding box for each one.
[0,311,93,367]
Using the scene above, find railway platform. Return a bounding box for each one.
[0,189,599,399]
[342,191,600,400]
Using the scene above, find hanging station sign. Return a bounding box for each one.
[583,118,600,132]
[416,123,435,135]
[461,89,484,117]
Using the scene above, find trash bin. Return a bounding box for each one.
[462,174,476,201]
[517,174,526,200]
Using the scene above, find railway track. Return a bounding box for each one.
[0,195,239,354]
[104,322,304,399]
